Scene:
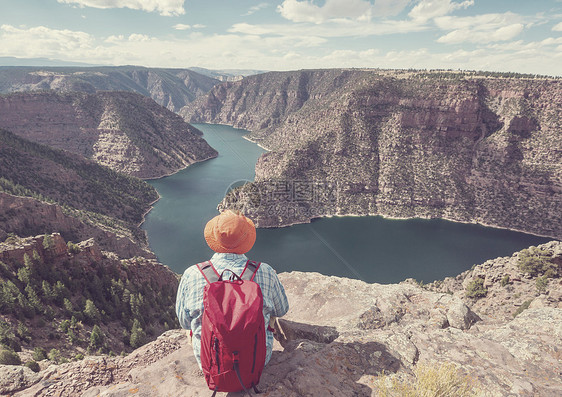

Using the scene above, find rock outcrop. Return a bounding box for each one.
[0,66,219,113]
[8,241,561,397]
[183,69,562,240]
[0,91,217,178]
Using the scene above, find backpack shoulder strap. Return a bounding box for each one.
[240,260,261,281]
[196,261,219,284]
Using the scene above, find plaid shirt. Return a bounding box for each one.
[176,252,289,368]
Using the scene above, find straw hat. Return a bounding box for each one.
[204,210,256,254]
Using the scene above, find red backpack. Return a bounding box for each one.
[197,260,266,396]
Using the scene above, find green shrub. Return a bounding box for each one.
[514,299,533,318]
[0,348,21,365]
[67,242,81,254]
[465,278,487,299]
[48,348,61,364]
[536,276,548,294]
[500,275,510,287]
[517,247,556,277]
[25,360,40,372]
[33,347,47,361]
[75,353,84,360]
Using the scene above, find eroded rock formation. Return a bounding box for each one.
[183,70,562,240]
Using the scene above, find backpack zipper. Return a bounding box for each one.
[251,333,257,373]
[214,337,221,374]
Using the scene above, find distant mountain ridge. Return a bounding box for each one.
[0,65,219,112]
[0,91,218,178]
[183,69,562,240]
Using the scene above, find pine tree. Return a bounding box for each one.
[83,299,101,323]
[129,319,145,349]
[89,325,104,350]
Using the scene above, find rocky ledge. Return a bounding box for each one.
[5,241,561,396]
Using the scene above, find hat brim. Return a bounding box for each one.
[204,214,256,254]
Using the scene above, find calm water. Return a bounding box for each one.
[142,124,550,284]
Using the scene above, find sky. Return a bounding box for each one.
[0,0,561,75]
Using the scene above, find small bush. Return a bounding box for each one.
[33,347,47,361]
[25,360,40,372]
[48,348,61,364]
[514,299,533,318]
[517,247,556,277]
[75,353,84,360]
[536,276,548,294]
[0,348,21,365]
[375,361,482,396]
[500,275,510,287]
[67,242,81,254]
[465,278,487,299]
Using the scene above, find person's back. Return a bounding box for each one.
[175,210,289,382]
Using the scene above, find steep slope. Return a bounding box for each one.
[0,66,219,112]
[0,128,157,248]
[0,233,179,371]
[183,69,562,240]
[0,91,218,178]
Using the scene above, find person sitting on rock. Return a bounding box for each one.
[175,209,289,369]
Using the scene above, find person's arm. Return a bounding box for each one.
[269,272,289,318]
[175,271,193,330]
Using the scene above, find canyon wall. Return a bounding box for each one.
[183,69,562,240]
[0,91,218,178]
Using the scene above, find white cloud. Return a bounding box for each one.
[243,3,269,16]
[438,23,523,44]
[277,0,372,24]
[0,24,96,57]
[57,0,185,16]
[372,0,412,17]
[173,24,191,30]
[409,0,474,22]
[1,23,560,77]
[435,13,525,44]
[553,22,562,31]
[229,19,428,39]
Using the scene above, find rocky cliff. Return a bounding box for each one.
[0,91,218,178]
[183,69,562,240]
[0,66,219,113]
[5,240,560,397]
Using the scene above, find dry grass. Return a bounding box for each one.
[375,361,484,397]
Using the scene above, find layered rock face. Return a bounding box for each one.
[0,66,219,112]
[184,70,562,240]
[0,91,218,178]
[9,241,561,397]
